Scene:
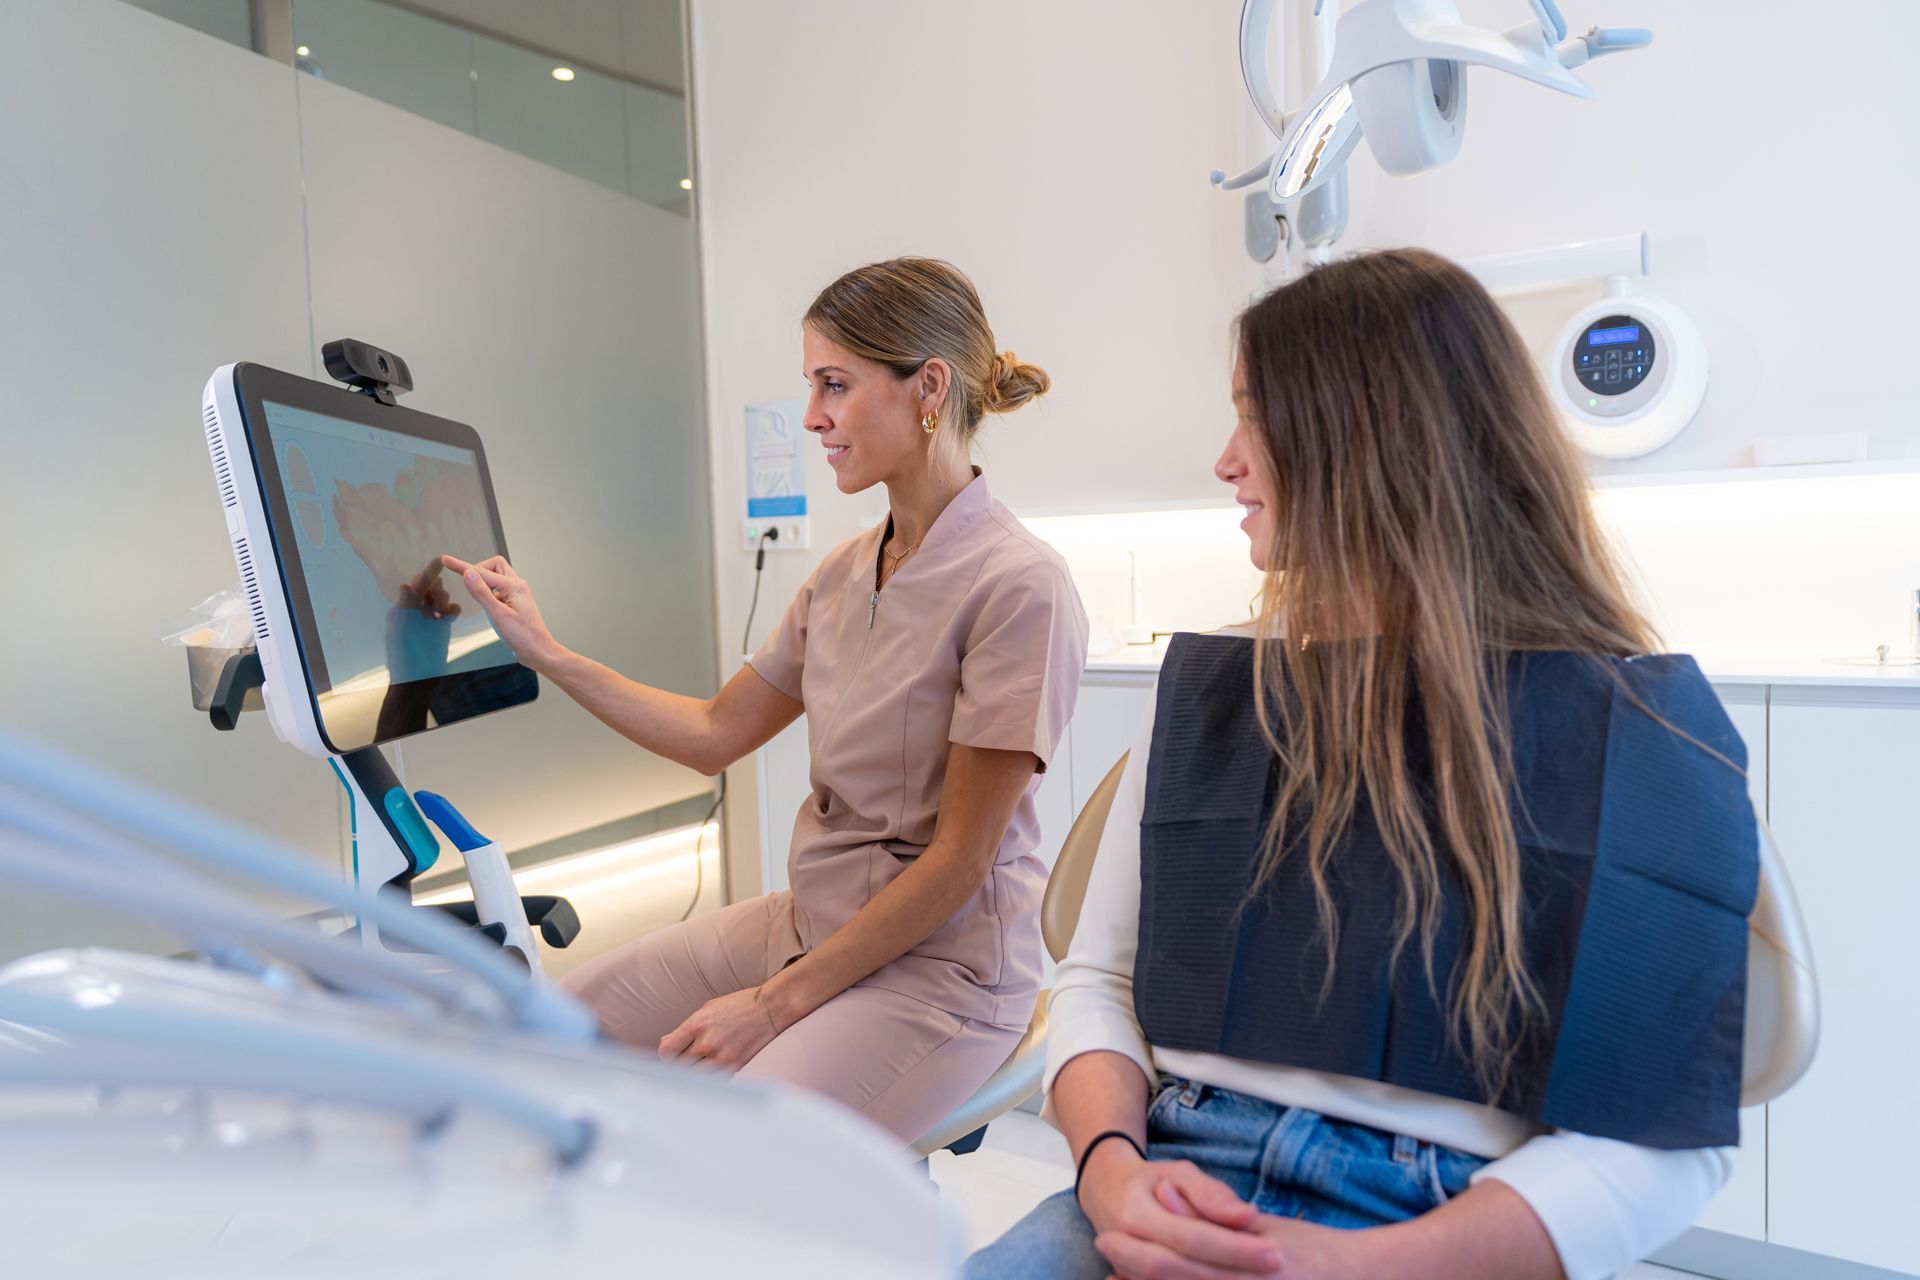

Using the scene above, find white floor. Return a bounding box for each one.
[930,1111,1692,1278]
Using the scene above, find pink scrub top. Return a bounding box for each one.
[749,472,1089,1030]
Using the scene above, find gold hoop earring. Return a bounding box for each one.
[921,412,937,434]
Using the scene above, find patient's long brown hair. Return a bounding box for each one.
[1238,248,1658,1095]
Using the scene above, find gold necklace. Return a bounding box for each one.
[879,540,920,587]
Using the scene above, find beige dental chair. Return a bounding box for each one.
[912,757,1818,1157]
[1743,808,1820,1105]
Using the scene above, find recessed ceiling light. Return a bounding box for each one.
[551,66,576,82]
[679,178,693,191]
[295,45,310,56]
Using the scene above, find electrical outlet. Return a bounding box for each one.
[742,518,810,551]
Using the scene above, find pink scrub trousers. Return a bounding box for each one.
[563,891,1023,1143]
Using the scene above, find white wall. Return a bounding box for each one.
[687,1,1920,889]
[1,0,717,958]
[685,0,1258,891]
[1340,0,1920,476]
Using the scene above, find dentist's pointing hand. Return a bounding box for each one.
[441,554,565,674]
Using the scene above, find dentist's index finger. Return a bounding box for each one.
[454,565,513,609]
[452,559,513,590]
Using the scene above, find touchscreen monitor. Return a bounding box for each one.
[232,363,536,752]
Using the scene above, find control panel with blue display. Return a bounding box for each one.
[1550,292,1707,460]
[1572,314,1658,397]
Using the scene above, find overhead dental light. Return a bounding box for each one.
[1215,0,1650,253]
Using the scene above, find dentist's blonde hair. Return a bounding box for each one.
[805,257,1049,476]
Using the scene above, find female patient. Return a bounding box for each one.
[449,258,1088,1143]
[970,249,1756,1279]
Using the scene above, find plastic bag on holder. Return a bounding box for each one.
[160,586,261,714]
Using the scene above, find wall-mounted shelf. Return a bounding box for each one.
[1591,457,1920,491]
[1019,456,1920,518]
[1083,645,1920,692]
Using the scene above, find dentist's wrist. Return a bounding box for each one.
[756,966,819,1033]
[529,642,579,681]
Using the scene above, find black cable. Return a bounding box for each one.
[682,528,777,924]
[676,775,726,924]
[739,527,778,656]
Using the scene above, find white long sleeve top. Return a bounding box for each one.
[1043,670,1732,1280]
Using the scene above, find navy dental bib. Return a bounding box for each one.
[1134,633,1758,1149]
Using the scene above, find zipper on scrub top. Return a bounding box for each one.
[816,582,882,753]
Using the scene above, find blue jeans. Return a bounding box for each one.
[965,1078,1488,1280]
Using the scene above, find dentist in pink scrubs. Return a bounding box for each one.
[445,257,1089,1142]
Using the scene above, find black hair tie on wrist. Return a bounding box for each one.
[1074,1130,1147,1207]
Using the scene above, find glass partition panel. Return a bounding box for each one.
[7,0,715,961]
[292,0,477,135]
[473,33,628,193]
[288,0,691,215]
[119,0,252,49]
[627,80,691,214]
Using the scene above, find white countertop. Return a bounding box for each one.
[1086,643,1920,689]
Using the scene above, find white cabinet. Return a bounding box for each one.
[1066,678,1153,815]
[1689,685,1768,1242]
[1762,687,1920,1275]
[755,714,810,894]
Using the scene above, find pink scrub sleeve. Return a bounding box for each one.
[947,560,1084,772]
[747,565,819,700]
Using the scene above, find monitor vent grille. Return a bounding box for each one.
[233,533,269,642]
[205,404,238,510]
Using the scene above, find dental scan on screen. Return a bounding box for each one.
[261,399,527,743]
[204,360,537,758]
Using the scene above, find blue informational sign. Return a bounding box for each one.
[744,401,807,519]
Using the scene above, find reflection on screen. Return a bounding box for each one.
[263,400,521,741]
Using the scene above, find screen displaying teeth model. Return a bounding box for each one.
[264,399,509,692]
[214,361,538,758]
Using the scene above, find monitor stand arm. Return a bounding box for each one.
[331,746,434,931]
[203,651,571,973]
[206,652,418,916]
